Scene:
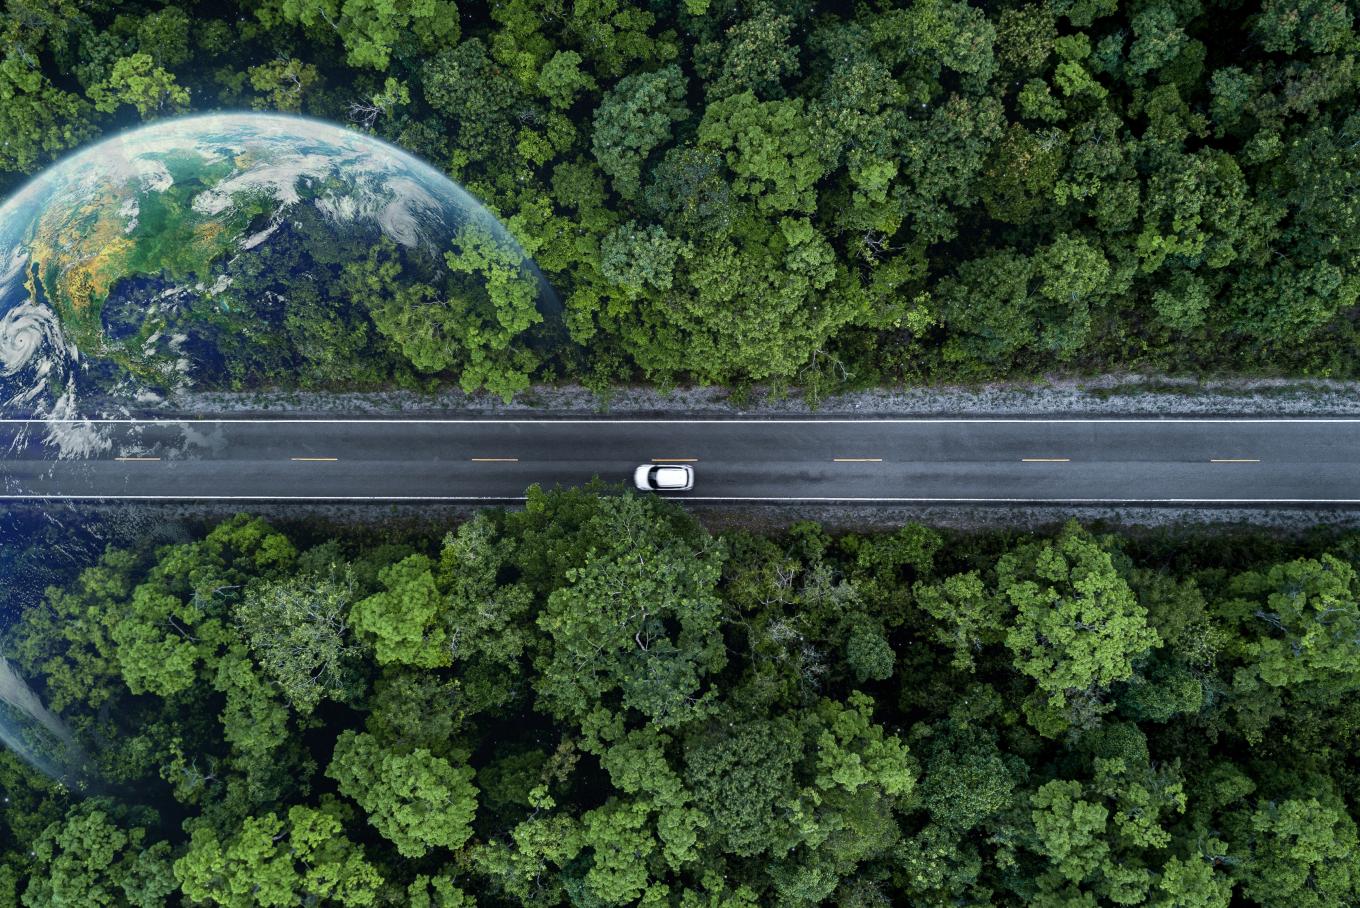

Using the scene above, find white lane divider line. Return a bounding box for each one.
[6,495,1360,503]
[1210,458,1260,463]
[833,457,883,462]
[1022,458,1071,462]
[292,457,339,462]
[470,457,519,462]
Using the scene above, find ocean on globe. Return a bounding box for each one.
[0,112,550,451]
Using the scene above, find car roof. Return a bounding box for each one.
[653,466,690,486]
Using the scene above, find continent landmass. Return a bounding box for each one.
[21,151,273,360]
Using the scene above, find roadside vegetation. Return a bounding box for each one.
[2,490,1359,905]
[3,0,1359,396]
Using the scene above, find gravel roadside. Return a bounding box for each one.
[14,498,1360,536]
[143,373,1360,418]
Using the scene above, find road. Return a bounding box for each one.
[1,417,1359,504]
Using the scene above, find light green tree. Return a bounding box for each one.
[913,571,1007,672]
[88,53,189,118]
[0,48,94,172]
[255,0,459,70]
[1221,554,1360,695]
[443,222,544,400]
[600,221,688,294]
[247,58,321,113]
[23,809,175,908]
[1000,523,1160,732]
[697,92,827,213]
[537,50,596,110]
[175,802,382,907]
[351,554,451,669]
[327,731,478,858]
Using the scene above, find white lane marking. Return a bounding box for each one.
[833,458,883,462]
[470,457,519,462]
[1210,458,1260,463]
[5,418,1360,425]
[3,495,1360,503]
[291,457,338,462]
[1022,458,1071,462]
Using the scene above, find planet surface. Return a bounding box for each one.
[0,112,542,443]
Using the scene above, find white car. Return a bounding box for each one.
[634,463,694,492]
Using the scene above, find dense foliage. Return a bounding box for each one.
[2,490,1359,905]
[3,0,1360,395]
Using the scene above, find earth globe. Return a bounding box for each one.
[0,112,550,434]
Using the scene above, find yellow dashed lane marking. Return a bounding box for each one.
[1022,458,1071,462]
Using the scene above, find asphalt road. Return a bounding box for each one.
[1,417,1359,504]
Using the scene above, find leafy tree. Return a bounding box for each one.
[1030,779,1112,885]
[174,802,382,907]
[644,145,736,240]
[23,808,175,908]
[0,48,94,172]
[247,58,322,113]
[913,571,1007,671]
[351,554,451,669]
[406,873,474,908]
[684,718,799,857]
[1253,0,1355,54]
[106,517,295,699]
[897,93,1004,243]
[327,730,478,858]
[999,523,1160,732]
[342,241,451,374]
[592,65,688,199]
[443,221,544,399]
[420,39,526,162]
[599,220,688,294]
[134,7,191,69]
[255,0,459,70]
[534,494,727,730]
[697,92,828,213]
[436,514,534,712]
[87,53,189,118]
[1219,554,1360,697]
[234,568,361,713]
[1148,856,1232,908]
[845,619,895,682]
[698,2,800,101]
[1230,797,1360,908]
[212,646,297,807]
[537,50,596,110]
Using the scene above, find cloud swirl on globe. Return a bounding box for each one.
[0,303,71,408]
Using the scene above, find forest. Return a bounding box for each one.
[0,489,1357,906]
[3,0,1360,396]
